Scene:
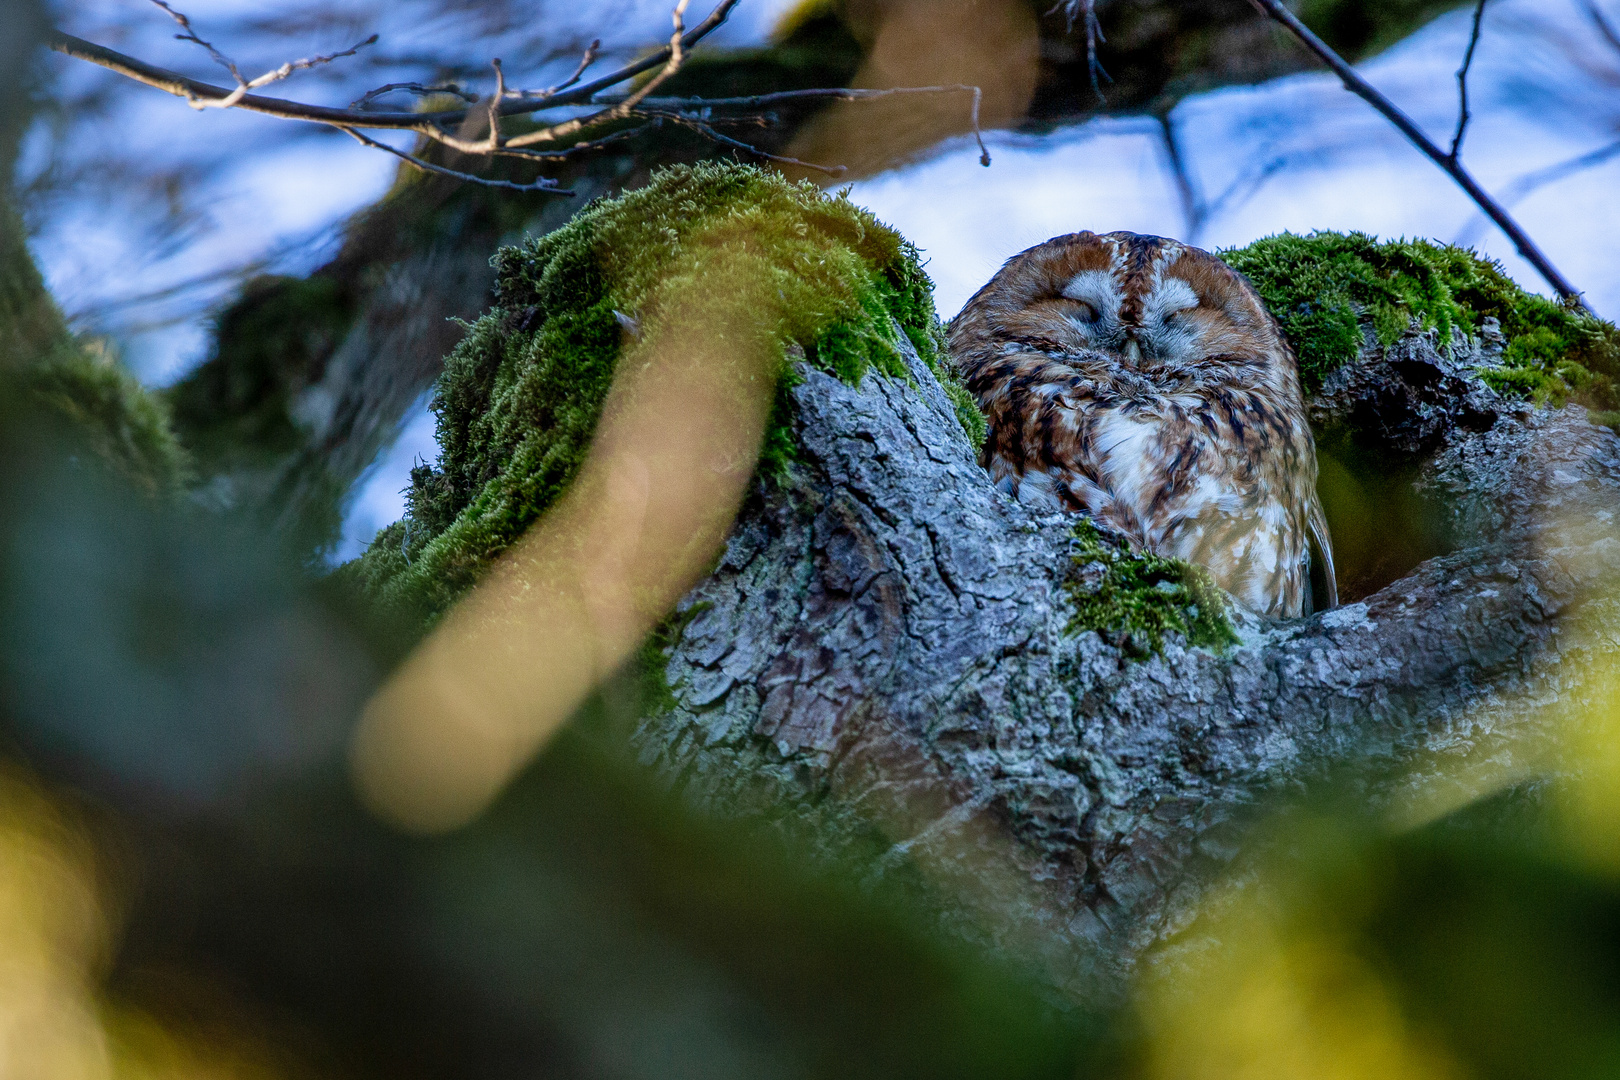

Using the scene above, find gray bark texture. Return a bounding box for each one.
[632,318,1620,996]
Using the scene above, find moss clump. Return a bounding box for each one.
[1062,519,1237,657]
[356,162,983,621]
[1222,231,1620,416]
[1,200,187,493]
[20,340,189,494]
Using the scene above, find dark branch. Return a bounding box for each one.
[1454,138,1620,246]
[1450,0,1488,162]
[350,82,477,110]
[1155,113,1203,239]
[340,129,575,195]
[631,86,993,166]
[1247,0,1587,307]
[649,112,849,175]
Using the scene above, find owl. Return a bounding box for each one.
[949,231,1336,619]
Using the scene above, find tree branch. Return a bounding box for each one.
[148,0,378,111]
[629,86,993,166]
[47,0,995,187]
[1247,0,1587,308]
[1449,0,1488,161]
[340,129,575,195]
[46,0,742,131]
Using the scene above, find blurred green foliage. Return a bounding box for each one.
[1225,231,1620,418]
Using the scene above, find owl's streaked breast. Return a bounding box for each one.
[949,231,1336,619]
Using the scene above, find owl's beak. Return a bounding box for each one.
[1121,336,1144,368]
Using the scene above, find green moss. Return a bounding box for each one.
[1222,231,1620,415]
[357,162,981,621]
[19,340,189,493]
[0,200,187,493]
[1062,519,1237,657]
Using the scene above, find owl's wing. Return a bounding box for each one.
[1306,494,1339,612]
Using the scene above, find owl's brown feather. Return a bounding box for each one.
[949,231,1336,618]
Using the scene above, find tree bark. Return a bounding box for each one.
[634,319,1620,995]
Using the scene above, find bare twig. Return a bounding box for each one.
[650,113,848,175]
[487,123,663,163]
[48,0,743,131]
[502,0,691,150]
[1052,0,1111,101]
[1455,137,1620,246]
[485,59,506,153]
[49,0,996,194]
[150,0,377,111]
[513,39,601,100]
[1450,0,1488,161]
[631,86,993,166]
[1247,0,1587,307]
[341,129,575,195]
[350,83,477,110]
[1082,0,1111,101]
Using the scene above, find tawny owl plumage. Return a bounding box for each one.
[949,231,1336,618]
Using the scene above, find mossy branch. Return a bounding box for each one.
[1223,231,1620,417]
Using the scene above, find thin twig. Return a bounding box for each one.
[47,0,742,130]
[1449,0,1488,161]
[631,86,992,166]
[650,113,848,175]
[341,128,575,195]
[151,0,376,110]
[486,59,506,152]
[513,39,601,100]
[1083,0,1111,101]
[502,0,691,150]
[487,122,662,162]
[1455,137,1620,245]
[1247,0,1587,307]
[1052,0,1111,101]
[350,82,477,110]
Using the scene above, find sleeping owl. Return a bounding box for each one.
[949,230,1336,619]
